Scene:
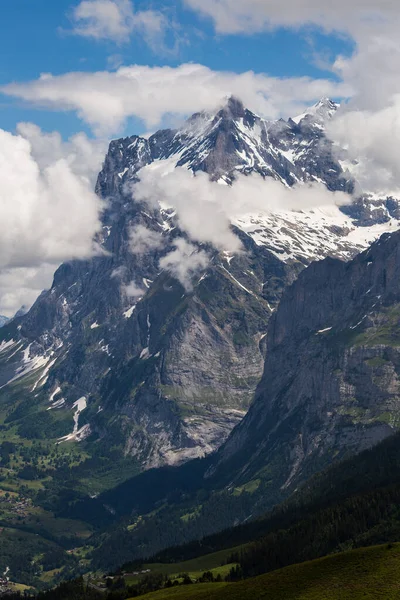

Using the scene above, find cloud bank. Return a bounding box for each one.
[1,63,350,135]
[180,0,400,196]
[183,0,399,35]
[0,127,105,315]
[4,0,400,309]
[325,31,400,195]
[132,167,349,282]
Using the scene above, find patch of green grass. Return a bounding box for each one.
[136,543,400,600]
[40,569,64,583]
[125,547,243,586]
[365,357,390,368]
[181,506,202,523]
[351,305,400,347]
[133,584,229,599]
[75,456,140,495]
[9,582,34,593]
[233,479,261,496]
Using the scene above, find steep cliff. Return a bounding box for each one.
[0,97,398,471]
[213,230,400,494]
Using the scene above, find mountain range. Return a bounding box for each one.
[79,223,400,571]
[3,96,400,586]
[0,96,399,471]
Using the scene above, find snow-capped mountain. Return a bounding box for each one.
[291,97,340,125]
[104,96,398,265]
[0,96,399,471]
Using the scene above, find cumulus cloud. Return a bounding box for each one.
[129,224,164,255]
[0,63,350,135]
[159,238,209,290]
[183,0,398,35]
[134,166,241,252]
[0,266,56,319]
[325,29,400,194]
[327,102,400,195]
[69,0,169,49]
[133,166,349,254]
[0,126,105,315]
[16,122,105,186]
[180,0,400,195]
[70,0,135,43]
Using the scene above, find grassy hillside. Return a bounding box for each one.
[90,430,400,571]
[124,546,244,586]
[137,543,400,600]
[130,432,400,574]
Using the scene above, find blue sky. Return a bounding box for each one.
[0,0,398,316]
[0,0,353,138]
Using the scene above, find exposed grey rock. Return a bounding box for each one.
[212,230,400,496]
[1,97,400,470]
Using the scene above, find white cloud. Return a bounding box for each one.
[325,28,400,194]
[134,167,349,254]
[0,265,56,318]
[111,265,127,279]
[69,0,176,53]
[16,122,105,186]
[71,0,135,43]
[1,63,350,135]
[131,10,176,55]
[130,168,348,290]
[0,126,105,315]
[327,101,400,195]
[183,0,398,35]
[181,0,400,195]
[159,238,209,290]
[129,224,164,255]
[123,280,145,298]
[134,166,241,253]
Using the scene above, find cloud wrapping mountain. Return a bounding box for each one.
[159,238,210,290]
[133,166,349,256]
[0,126,105,315]
[179,0,400,199]
[1,64,350,134]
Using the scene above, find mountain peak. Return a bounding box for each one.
[218,95,247,120]
[313,97,339,117]
[292,97,339,125]
[314,97,337,108]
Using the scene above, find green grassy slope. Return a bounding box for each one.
[124,546,243,585]
[138,543,400,600]
[90,426,400,572]
[133,431,400,571]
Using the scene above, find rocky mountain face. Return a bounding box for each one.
[0,317,8,328]
[0,96,399,471]
[83,227,400,572]
[211,229,400,496]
